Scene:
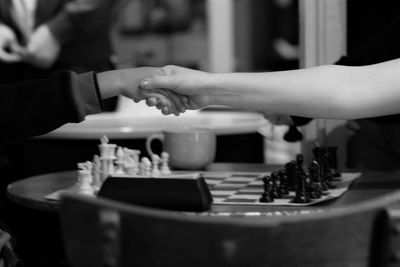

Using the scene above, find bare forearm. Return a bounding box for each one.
[208,60,400,119]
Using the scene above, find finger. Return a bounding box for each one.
[164,89,186,113]
[147,90,181,115]
[141,76,180,91]
[146,93,178,115]
[156,97,180,116]
[162,106,172,115]
[145,97,158,107]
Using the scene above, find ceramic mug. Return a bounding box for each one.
[146,128,216,170]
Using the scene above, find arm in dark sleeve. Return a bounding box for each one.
[0,71,102,142]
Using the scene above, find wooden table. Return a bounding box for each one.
[7,163,400,213]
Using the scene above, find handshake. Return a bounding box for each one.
[101,65,215,117]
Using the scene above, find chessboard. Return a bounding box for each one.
[202,172,359,206]
[45,135,359,207]
[45,171,359,207]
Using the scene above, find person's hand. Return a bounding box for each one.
[96,67,186,116]
[21,25,60,68]
[140,65,215,115]
[0,24,24,63]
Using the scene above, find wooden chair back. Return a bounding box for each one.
[60,193,400,267]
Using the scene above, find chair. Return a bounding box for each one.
[60,192,400,267]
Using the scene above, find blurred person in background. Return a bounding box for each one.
[0,0,121,81]
[0,1,129,266]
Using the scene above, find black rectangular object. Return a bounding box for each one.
[97,173,213,212]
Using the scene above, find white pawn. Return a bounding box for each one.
[91,155,102,192]
[151,154,161,176]
[140,157,152,176]
[77,161,95,195]
[160,151,172,175]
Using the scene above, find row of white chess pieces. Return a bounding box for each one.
[75,136,171,195]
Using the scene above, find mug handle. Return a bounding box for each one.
[145,133,164,157]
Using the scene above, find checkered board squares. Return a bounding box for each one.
[202,172,360,207]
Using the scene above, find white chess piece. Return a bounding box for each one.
[77,161,95,195]
[132,149,141,174]
[91,155,102,191]
[151,154,161,176]
[98,135,116,181]
[160,151,172,175]
[114,146,126,174]
[140,157,151,176]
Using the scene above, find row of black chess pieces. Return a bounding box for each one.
[260,146,341,204]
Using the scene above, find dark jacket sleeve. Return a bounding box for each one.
[0,71,102,142]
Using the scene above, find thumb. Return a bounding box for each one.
[140,76,180,91]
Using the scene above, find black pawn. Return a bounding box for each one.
[271,171,282,198]
[260,175,274,202]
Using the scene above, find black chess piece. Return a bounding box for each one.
[285,161,297,191]
[321,147,335,189]
[293,154,307,190]
[327,146,341,178]
[260,175,274,202]
[271,171,282,198]
[313,145,334,190]
[308,160,323,199]
[292,173,311,204]
[278,169,289,195]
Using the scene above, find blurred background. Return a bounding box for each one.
[111,0,303,165]
[0,0,348,183]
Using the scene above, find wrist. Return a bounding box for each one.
[96,70,123,99]
[206,73,241,106]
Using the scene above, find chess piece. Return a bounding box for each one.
[151,154,161,176]
[77,161,95,195]
[321,147,335,189]
[271,171,282,198]
[327,146,341,178]
[313,145,333,190]
[91,155,102,192]
[292,173,311,203]
[259,175,274,202]
[114,146,126,174]
[123,148,138,175]
[308,159,323,198]
[277,169,289,195]
[140,157,152,176]
[98,135,117,181]
[160,151,172,175]
[285,161,297,191]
